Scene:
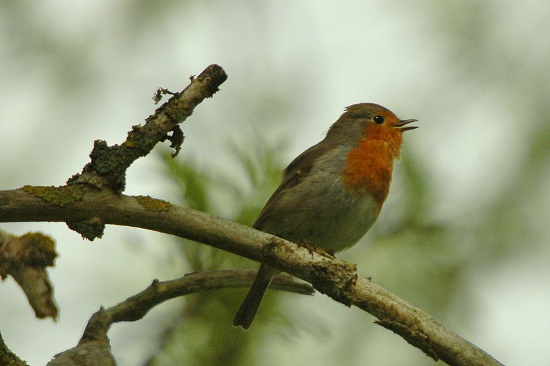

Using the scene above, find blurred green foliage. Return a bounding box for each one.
[146,143,288,366]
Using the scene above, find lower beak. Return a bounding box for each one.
[393,119,418,132]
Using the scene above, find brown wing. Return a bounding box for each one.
[253,141,332,229]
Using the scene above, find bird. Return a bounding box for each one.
[233,103,417,329]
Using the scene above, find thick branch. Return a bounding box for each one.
[0,189,502,366]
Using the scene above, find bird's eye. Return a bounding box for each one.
[373,115,384,124]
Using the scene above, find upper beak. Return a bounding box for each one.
[393,118,418,132]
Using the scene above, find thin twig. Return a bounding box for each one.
[81,270,312,341]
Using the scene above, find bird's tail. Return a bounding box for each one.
[233,264,280,330]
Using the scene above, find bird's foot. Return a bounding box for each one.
[299,240,335,259]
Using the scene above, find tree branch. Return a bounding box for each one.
[68,64,228,194]
[87,270,310,332]
[0,188,502,366]
[0,331,27,366]
[46,271,312,366]
[0,230,58,320]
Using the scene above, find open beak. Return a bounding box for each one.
[393,119,418,132]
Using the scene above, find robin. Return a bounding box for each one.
[233,103,417,329]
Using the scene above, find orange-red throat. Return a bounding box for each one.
[340,115,417,206]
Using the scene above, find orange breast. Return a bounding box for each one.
[340,124,403,205]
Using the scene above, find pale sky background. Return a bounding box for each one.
[1,1,549,365]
